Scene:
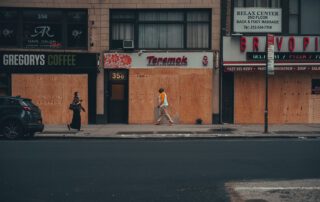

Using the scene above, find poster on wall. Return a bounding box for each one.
[234,8,282,33]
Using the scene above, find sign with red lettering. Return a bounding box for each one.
[224,36,320,62]
[146,56,187,66]
[223,35,320,72]
[104,52,213,69]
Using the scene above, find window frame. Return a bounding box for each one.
[0,7,88,50]
[0,8,19,48]
[110,9,212,50]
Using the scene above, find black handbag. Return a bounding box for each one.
[69,103,75,110]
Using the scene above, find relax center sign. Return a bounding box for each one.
[234,8,282,33]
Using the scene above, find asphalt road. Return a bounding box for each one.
[0,138,319,202]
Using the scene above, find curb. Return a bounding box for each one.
[34,133,320,140]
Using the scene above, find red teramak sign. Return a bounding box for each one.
[147,55,188,66]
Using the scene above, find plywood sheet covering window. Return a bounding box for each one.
[309,97,320,123]
[129,68,213,124]
[235,72,315,124]
[12,74,88,125]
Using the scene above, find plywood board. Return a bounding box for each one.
[235,72,316,124]
[12,74,88,125]
[129,68,213,124]
[234,72,265,123]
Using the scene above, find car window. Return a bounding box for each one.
[22,99,36,107]
[0,98,5,105]
[9,99,19,106]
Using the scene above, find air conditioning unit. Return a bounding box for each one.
[123,40,134,49]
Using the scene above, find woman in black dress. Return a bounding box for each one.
[67,92,85,131]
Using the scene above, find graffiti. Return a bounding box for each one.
[104,53,132,68]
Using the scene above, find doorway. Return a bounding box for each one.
[105,69,128,123]
[222,72,234,123]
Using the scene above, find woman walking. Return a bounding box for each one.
[155,88,174,125]
[68,92,85,131]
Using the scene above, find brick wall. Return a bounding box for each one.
[0,0,221,119]
[0,0,220,52]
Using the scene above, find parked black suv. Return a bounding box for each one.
[0,96,44,139]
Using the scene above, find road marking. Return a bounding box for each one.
[235,187,320,191]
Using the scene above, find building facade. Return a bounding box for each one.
[0,0,221,125]
[222,0,320,124]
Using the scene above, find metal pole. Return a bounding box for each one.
[264,35,269,134]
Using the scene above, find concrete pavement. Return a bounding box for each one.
[36,124,320,139]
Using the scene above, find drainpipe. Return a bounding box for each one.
[219,0,227,124]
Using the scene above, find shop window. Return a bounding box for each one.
[187,11,210,49]
[0,9,18,47]
[301,0,320,34]
[67,11,88,48]
[289,0,299,34]
[0,73,10,96]
[234,0,281,8]
[110,10,211,50]
[139,24,184,49]
[111,22,134,48]
[23,10,63,49]
[23,23,63,49]
[312,79,320,95]
[0,8,87,49]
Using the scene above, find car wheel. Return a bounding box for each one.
[2,120,23,140]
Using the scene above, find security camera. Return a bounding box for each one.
[138,50,145,56]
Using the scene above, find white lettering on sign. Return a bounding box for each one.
[234,8,282,33]
[31,26,54,38]
[3,54,45,66]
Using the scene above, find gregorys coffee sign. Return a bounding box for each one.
[0,52,97,68]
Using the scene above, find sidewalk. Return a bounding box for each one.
[36,124,320,139]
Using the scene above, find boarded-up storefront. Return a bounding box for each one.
[104,52,214,124]
[12,74,88,124]
[0,51,98,124]
[223,36,320,124]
